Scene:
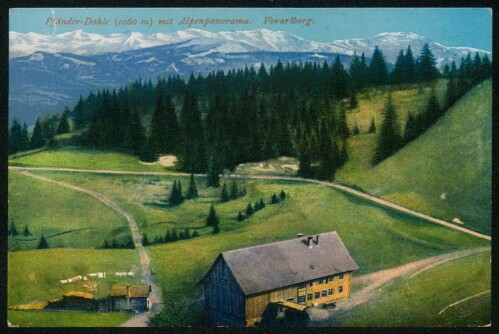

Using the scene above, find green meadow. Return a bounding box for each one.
[7,310,133,327]
[8,171,129,250]
[338,80,492,234]
[8,248,141,307]
[8,147,170,172]
[19,169,487,327]
[328,250,491,327]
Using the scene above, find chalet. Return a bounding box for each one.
[199,231,359,327]
[108,285,151,312]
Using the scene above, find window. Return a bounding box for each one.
[321,290,327,297]
[328,288,333,295]
[298,283,306,289]
[287,298,294,302]
[339,286,343,293]
[315,292,320,299]
[298,295,306,303]
[339,273,344,280]
[307,293,313,301]
[319,278,324,284]
[309,282,313,287]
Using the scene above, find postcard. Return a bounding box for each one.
[7,7,491,328]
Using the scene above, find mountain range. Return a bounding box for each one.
[9,29,491,126]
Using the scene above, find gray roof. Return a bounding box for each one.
[220,231,359,296]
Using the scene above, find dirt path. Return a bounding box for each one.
[12,170,162,327]
[308,246,490,325]
[9,166,491,241]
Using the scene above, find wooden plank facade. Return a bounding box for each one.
[199,231,359,327]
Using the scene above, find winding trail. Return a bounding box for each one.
[8,166,491,241]
[308,246,490,325]
[12,169,162,327]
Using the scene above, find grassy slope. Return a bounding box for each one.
[25,171,487,305]
[8,311,133,327]
[8,171,129,250]
[346,80,447,135]
[8,248,141,307]
[338,80,492,234]
[9,147,170,172]
[330,250,491,327]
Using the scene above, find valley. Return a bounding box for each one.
[7,12,492,327]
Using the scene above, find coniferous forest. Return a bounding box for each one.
[9,44,491,181]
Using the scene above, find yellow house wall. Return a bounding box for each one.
[244,272,353,326]
[299,272,352,306]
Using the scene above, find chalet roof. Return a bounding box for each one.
[63,291,94,299]
[110,285,150,298]
[218,231,359,296]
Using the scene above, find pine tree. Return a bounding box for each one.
[417,43,439,82]
[220,183,230,203]
[37,234,49,249]
[331,55,349,100]
[254,201,261,211]
[168,180,184,206]
[390,50,406,84]
[259,198,266,209]
[73,96,86,130]
[237,212,245,221]
[230,180,239,200]
[102,239,110,249]
[352,123,360,135]
[368,46,389,86]
[481,54,491,79]
[206,155,220,188]
[56,108,70,134]
[404,112,419,143]
[8,119,23,154]
[165,230,171,243]
[184,228,191,239]
[271,193,280,204]
[30,118,45,149]
[139,138,158,162]
[368,117,377,133]
[279,190,286,201]
[206,205,220,226]
[23,225,31,236]
[372,94,402,165]
[445,77,457,108]
[424,90,442,127]
[185,173,199,199]
[349,52,366,90]
[171,228,178,242]
[9,221,18,236]
[142,234,150,246]
[20,123,30,152]
[245,203,254,216]
[403,45,416,83]
[126,109,146,156]
[192,231,199,238]
[298,151,313,178]
[124,235,135,249]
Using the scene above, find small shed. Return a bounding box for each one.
[61,291,96,311]
[109,285,151,312]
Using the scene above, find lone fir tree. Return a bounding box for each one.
[185,173,199,199]
[206,205,220,227]
[37,234,49,249]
